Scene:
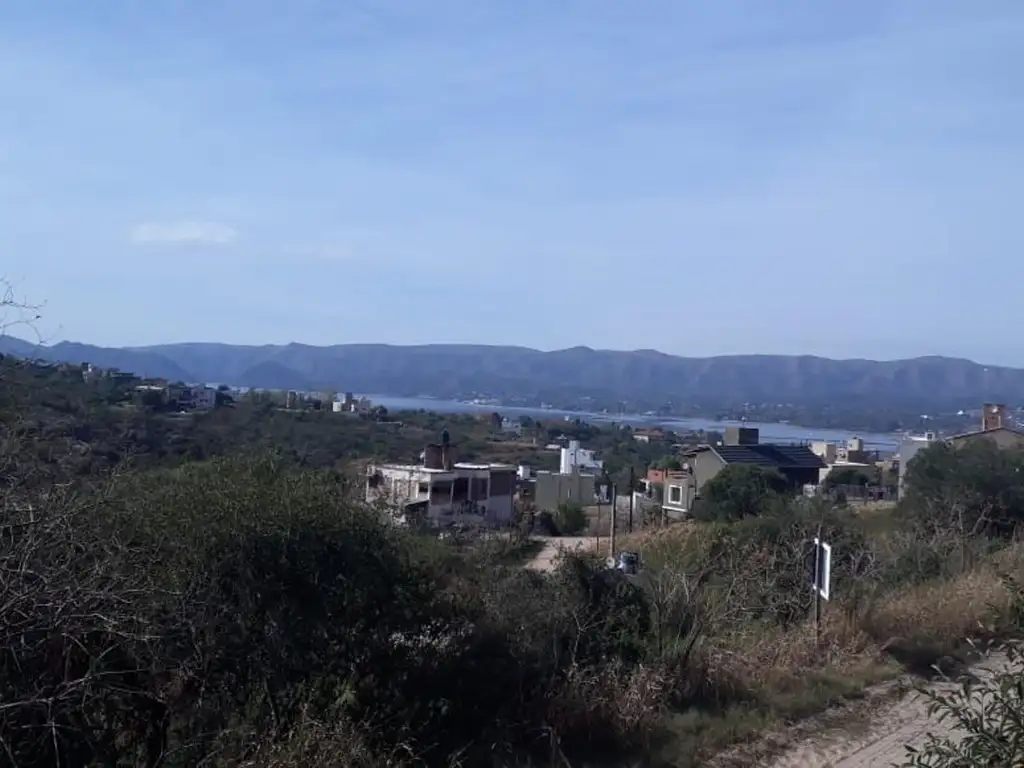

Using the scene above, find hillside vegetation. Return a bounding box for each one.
[2,356,1024,766]
[3,335,1022,416]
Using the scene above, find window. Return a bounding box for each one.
[668,485,682,503]
[418,482,429,495]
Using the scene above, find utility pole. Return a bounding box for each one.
[609,484,617,560]
[627,466,635,533]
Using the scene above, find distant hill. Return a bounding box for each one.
[2,336,1022,410]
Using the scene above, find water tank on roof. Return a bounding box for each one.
[424,443,443,469]
[724,427,759,446]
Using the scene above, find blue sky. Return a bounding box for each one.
[2,1,1022,363]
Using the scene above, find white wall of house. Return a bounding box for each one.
[559,440,603,475]
[897,434,937,499]
[366,463,515,527]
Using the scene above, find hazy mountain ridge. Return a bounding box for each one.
[2,336,1021,408]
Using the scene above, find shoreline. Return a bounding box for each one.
[366,394,901,450]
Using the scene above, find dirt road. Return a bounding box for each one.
[524,536,596,571]
[751,651,1011,768]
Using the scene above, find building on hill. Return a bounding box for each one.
[946,402,1024,451]
[661,427,825,519]
[501,417,523,436]
[559,439,603,474]
[811,436,877,484]
[366,443,517,528]
[167,384,217,410]
[632,428,668,443]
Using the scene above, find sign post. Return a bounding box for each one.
[811,534,832,644]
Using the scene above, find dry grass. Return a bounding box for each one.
[640,530,1024,767]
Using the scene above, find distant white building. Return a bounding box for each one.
[501,418,523,437]
[172,385,217,409]
[559,439,603,475]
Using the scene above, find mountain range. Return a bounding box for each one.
[1,335,1022,410]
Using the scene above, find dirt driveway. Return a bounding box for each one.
[737,651,1013,768]
[524,536,597,571]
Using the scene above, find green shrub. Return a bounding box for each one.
[554,500,588,535]
[899,577,1024,767]
[695,464,791,522]
[901,441,1024,538]
[1,453,674,766]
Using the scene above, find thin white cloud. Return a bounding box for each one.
[130,220,237,245]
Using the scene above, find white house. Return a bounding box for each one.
[366,460,517,527]
[559,440,603,475]
[173,385,217,410]
[190,386,217,409]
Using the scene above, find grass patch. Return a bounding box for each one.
[629,514,1024,766]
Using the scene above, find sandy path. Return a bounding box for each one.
[524,536,595,571]
[757,651,1012,768]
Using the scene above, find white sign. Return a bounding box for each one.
[813,537,832,601]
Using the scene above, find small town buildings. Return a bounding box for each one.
[501,418,523,437]
[168,384,217,410]
[331,392,358,413]
[632,428,668,444]
[366,443,517,528]
[658,427,825,519]
[559,440,603,475]
[82,363,135,384]
[135,383,218,410]
[811,437,875,483]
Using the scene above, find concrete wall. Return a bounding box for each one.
[535,471,596,511]
[897,437,936,500]
[691,451,727,490]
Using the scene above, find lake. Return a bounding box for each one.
[365,395,899,451]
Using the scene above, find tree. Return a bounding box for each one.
[654,456,683,471]
[554,500,588,535]
[901,441,1024,538]
[0,278,43,341]
[821,465,876,492]
[696,464,790,522]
